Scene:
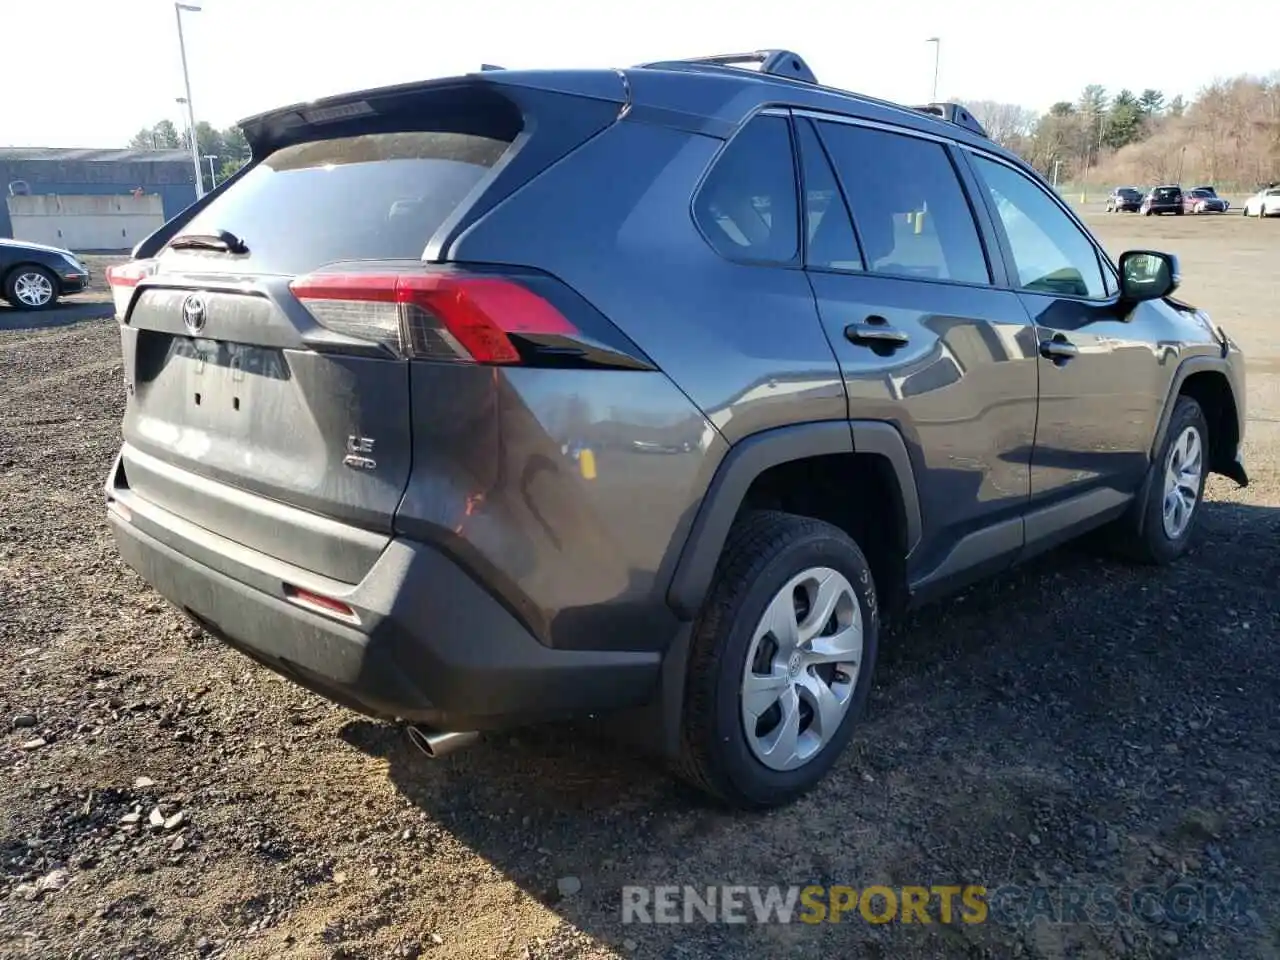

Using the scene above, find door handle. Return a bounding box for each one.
[1039,336,1079,362]
[845,317,909,349]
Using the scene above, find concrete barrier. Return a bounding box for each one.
[5,193,165,251]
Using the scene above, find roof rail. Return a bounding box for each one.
[636,52,991,140]
[640,49,819,85]
[910,102,989,138]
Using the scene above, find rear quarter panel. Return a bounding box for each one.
[440,118,848,646]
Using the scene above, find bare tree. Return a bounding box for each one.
[963,100,1039,150]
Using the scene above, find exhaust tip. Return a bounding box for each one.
[406,725,479,759]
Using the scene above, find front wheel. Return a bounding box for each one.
[1111,396,1209,565]
[676,511,879,809]
[4,265,59,310]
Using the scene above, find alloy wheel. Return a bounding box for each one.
[13,271,54,307]
[1162,425,1204,539]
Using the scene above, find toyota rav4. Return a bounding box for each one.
[104,50,1248,809]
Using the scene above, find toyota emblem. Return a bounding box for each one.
[182,294,207,335]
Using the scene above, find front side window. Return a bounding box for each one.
[815,121,990,285]
[971,155,1108,299]
[693,115,799,264]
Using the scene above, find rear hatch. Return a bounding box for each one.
[109,76,622,583]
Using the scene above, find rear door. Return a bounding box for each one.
[112,117,521,582]
[796,114,1040,589]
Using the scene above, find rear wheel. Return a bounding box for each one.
[4,265,58,310]
[676,511,879,809]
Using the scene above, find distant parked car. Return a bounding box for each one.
[1242,186,1280,218]
[0,238,91,310]
[1141,185,1184,216]
[1106,187,1144,212]
[1182,188,1229,214]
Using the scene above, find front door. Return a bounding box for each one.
[964,153,1166,512]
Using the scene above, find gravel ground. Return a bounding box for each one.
[2,218,1278,960]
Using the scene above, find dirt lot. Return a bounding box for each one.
[2,217,1278,960]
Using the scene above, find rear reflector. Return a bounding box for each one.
[105,259,158,320]
[289,271,577,364]
[283,585,359,624]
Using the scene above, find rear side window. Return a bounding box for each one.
[693,116,799,264]
[815,122,990,285]
[168,131,513,275]
[796,119,862,271]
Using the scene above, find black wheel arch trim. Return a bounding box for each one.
[1134,353,1247,536]
[665,419,923,620]
[1148,354,1245,467]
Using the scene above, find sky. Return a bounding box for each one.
[3,0,1276,149]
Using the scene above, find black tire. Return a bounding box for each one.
[675,511,879,809]
[3,264,59,311]
[1112,396,1210,565]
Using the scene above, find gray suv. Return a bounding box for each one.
[105,50,1248,809]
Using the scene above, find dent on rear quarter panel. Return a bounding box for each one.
[394,362,726,654]
[449,119,847,444]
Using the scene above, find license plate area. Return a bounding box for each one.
[151,336,291,425]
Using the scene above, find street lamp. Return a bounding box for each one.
[174,2,204,199]
[203,154,219,189]
[926,37,941,102]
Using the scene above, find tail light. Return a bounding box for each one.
[289,268,651,370]
[105,259,158,320]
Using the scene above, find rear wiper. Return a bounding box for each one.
[168,229,249,255]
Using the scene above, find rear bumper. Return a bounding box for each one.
[106,478,661,730]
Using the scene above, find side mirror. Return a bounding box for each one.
[1118,250,1180,301]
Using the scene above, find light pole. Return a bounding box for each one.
[203,154,219,189]
[175,97,193,162]
[926,37,941,102]
[175,2,205,199]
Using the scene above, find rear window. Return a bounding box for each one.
[166,131,513,274]
[1154,187,1179,198]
